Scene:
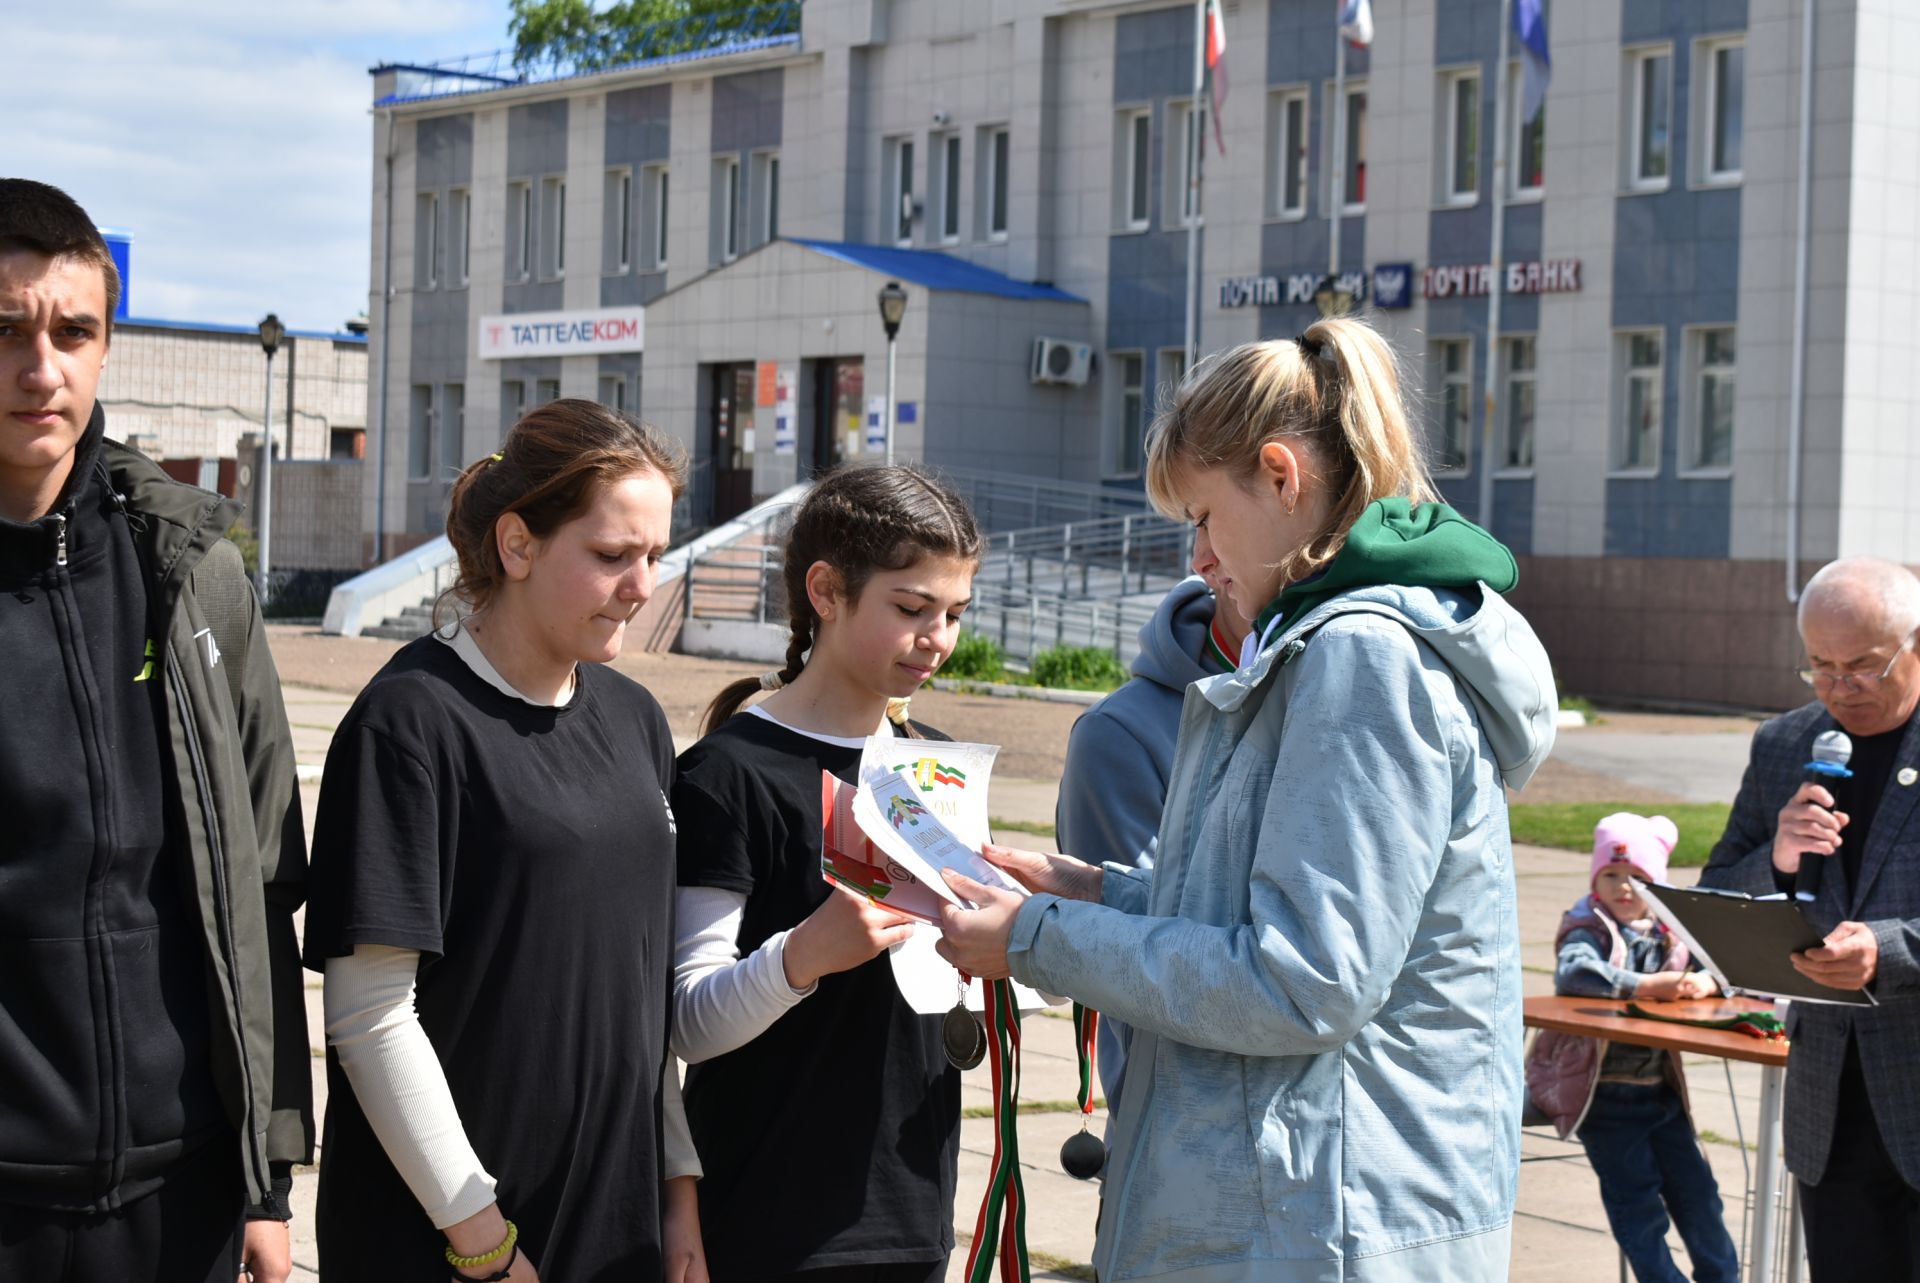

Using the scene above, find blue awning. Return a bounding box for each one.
[788,239,1085,304]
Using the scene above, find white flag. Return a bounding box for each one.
[1338,0,1373,47]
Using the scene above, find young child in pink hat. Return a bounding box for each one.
[1524,812,1742,1283]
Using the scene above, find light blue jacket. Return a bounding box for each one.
[1009,583,1556,1283]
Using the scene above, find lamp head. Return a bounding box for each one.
[257,312,285,356]
[877,280,908,339]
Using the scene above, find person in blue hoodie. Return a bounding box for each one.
[1056,572,1249,1104]
[938,319,1557,1283]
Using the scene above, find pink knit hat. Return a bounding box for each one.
[1590,812,1679,887]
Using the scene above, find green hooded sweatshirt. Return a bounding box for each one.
[1255,497,1519,638]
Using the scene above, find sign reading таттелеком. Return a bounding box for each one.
[477,307,646,360]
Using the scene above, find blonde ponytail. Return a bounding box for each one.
[1143,317,1434,587]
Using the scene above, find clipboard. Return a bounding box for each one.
[1639,884,1876,1007]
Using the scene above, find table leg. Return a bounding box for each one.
[1749,1063,1787,1283]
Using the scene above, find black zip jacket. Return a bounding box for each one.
[0,407,312,1211]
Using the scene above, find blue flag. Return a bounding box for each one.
[1514,0,1551,123]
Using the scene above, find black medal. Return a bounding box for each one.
[943,1002,987,1070]
[1060,1126,1106,1180]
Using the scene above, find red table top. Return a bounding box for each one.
[1523,994,1790,1068]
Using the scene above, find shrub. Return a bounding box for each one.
[1030,644,1127,692]
[943,631,1006,681]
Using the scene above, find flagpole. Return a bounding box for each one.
[1184,0,1207,368]
[1329,25,1346,279]
[1477,0,1512,531]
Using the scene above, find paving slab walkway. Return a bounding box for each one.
[267,632,1797,1280]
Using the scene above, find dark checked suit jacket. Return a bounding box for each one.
[1700,700,1920,1188]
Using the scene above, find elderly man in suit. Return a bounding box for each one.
[1702,556,1920,1280]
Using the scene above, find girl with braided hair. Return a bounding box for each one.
[670,463,984,1283]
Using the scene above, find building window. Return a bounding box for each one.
[751,151,780,244]
[1432,339,1472,472]
[748,151,780,250]
[1166,100,1205,227]
[1332,83,1367,211]
[1157,348,1187,407]
[1502,336,1536,470]
[710,156,741,264]
[1267,88,1309,219]
[450,188,471,286]
[1440,70,1481,205]
[1116,108,1151,230]
[1700,38,1744,183]
[1688,327,1736,470]
[540,176,566,278]
[439,384,464,477]
[415,191,439,291]
[1510,69,1545,197]
[507,182,532,281]
[1627,48,1673,191]
[604,169,633,274]
[408,384,433,479]
[889,137,915,245]
[599,373,628,412]
[980,125,1009,240]
[642,165,669,269]
[1616,331,1664,471]
[1112,352,1145,476]
[501,379,525,433]
[535,378,560,407]
[937,132,962,243]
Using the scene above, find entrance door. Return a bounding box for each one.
[709,363,756,523]
[808,357,864,476]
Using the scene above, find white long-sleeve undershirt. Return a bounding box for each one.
[325,946,703,1231]
[672,705,901,1063]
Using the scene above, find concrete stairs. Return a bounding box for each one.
[362,599,441,642]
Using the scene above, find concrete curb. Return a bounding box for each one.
[929,677,1106,707]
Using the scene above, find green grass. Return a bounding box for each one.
[1508,802,1731,868]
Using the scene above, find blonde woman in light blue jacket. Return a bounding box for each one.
[937,318,1557,1283]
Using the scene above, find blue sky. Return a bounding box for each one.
[9,0,515,334]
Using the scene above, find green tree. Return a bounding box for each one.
[508,0,782,74]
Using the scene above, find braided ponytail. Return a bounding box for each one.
[700,464,984,735]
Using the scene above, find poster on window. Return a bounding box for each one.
[865,395,887,454]
[773,367,797,455]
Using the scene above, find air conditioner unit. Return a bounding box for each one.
[1030,337,1093,386]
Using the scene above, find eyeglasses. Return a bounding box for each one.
[1798,630,1916,690]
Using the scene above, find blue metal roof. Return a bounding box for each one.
[122,316,368,345]
[788,240,1086,304]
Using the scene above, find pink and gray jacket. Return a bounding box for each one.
[1524,895,1694,1139]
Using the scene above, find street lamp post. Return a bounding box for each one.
[256,313,285,600]
[876,280,907,466]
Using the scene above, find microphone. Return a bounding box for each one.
[1794,729,1854,904]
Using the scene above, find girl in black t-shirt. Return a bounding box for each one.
[672,466,986,1282]
[304,401,706,1283]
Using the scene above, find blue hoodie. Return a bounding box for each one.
[1056,577,1225,1103]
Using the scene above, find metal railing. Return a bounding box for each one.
[983,512,1193,601]
[938,466,1155,534]
[966,580,1165,667]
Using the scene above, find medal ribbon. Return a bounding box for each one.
[1072,1003,1099,1118]
[962,978,1030,1283]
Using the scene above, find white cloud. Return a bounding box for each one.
[7,0,504,332]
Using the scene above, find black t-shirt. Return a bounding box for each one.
[674,712,960,1276]
[303,637,677,1282]
[1831,724,1905,898]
